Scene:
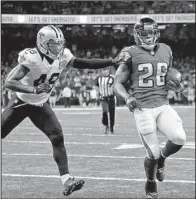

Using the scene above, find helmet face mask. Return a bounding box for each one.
[37,25,65,60]
[47,39,65,57]
[134,17,160,51]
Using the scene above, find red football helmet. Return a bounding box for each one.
[134,16,160,51]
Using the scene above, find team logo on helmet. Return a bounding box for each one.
[36,25,65,60]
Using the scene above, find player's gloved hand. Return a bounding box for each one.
[112,47,132,65]
[33,82,51,94]
[166,80,183,93]
[125,96,142,112]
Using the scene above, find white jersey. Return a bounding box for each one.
[16,48,74,106]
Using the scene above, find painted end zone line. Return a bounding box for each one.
[2,174,194,184]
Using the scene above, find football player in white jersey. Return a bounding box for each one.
[1,25,122,196]
[114,17,186,198]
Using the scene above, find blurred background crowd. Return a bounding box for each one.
[2,1,195,14]
[1,1,195,108]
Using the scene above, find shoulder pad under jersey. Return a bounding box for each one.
[159,43,172,57]
[60,48,74,67]
[116,46,133,65]
[18,48,39,69]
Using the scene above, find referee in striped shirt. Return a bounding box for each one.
[96,66,115,134]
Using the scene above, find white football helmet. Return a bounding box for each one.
[36,25,65,60]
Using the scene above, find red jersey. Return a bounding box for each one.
[124,43,172,108]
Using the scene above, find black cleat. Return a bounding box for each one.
[156,167,165,182]
[145,180,158,199]
[63,177,85,196]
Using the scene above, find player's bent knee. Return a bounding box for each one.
[146,145,160,160]
[151,147,160,160]
[172,132,186,145]
[49,132,64,147]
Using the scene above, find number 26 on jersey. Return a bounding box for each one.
[138,62,168,87]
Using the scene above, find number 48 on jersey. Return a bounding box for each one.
[34,73,60,86]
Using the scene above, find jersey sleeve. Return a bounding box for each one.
[162,44,173,69]
[115,47,132,66]
[61,48,74,67]
[18,48,38,69]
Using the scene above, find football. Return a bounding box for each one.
[165,68,183,85]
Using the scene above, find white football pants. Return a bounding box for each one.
[133,105,186,159]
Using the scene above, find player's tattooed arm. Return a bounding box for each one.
[5,64,34,93]
[114,63,130,101]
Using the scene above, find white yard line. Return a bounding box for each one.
[52,106,195,111]
[2,173,195,184]
[4,140,195,149]
[4,140,112,145]
[2,153,195,161]
[10,131,196,137]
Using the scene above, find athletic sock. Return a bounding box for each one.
[162,140,183,157]
[61,174,71,185]
[144,156,158,181]
[157,150,166,168]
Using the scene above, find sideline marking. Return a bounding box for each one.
[2,173,195,184]
[2,153,195,161]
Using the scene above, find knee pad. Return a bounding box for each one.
[49,132,64,147]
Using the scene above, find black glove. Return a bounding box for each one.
[33,82,51,94]
[125,96,142,112]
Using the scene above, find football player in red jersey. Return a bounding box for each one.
[114,17,186,199]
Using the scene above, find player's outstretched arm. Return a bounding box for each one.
[71,57,115,69]
[68,51,131,69]
[5,64,35,93]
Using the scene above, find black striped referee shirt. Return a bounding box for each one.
[96,75,114,97]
